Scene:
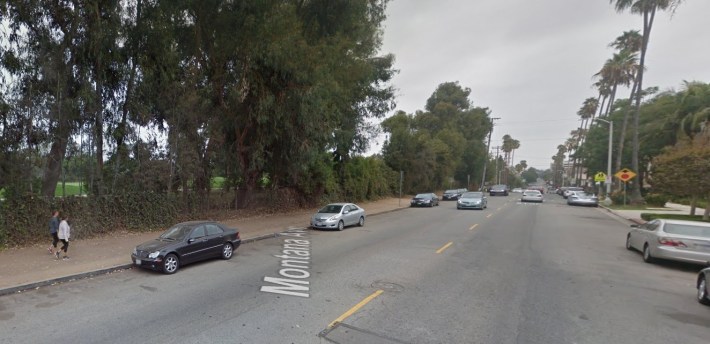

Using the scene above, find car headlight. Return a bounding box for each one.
[424,199,431,203]
[327,215,339,221]
[148,251,161,259]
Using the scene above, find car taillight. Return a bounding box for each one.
[658,237,687,247]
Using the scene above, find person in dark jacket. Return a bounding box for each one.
[48,210,60,255]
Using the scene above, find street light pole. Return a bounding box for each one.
[595,118,613,203]
[480,117,500,191]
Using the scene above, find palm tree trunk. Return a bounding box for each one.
[629,8,656,204]
[615,80,638,188]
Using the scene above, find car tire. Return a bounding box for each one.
[221,243,234,260]
[642,244,655,263]
[698,276,710,305]
[163,253,180,274]
[337,221,344,231]
[358,217,365,227]
[625,235,633,251]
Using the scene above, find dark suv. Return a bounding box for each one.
[443,188,468,200]
[489,184,509,196]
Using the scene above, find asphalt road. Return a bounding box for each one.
[1,194,708,343]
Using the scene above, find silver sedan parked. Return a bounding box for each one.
[311,203,365,231]
[626,219,710,265]
[567,191,599,207]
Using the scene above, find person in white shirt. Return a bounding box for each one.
[56,215,71,260]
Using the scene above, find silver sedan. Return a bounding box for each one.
[457,192,487,210]
[311,203,365,231]
[567,191,598,207]
[520,190,543,203]
[626,219,710,265]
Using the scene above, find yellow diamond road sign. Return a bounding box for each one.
[594,172,607,182]
[614,168,636,182]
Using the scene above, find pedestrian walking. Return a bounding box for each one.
[56,214,71,260]
[48,210,60,254]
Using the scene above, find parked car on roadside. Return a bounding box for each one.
[311,203,366,231]
[697,266,710,305]
[626,219,710,265]
[562,187,584,199]
[132,221,241,274]
[489,184,509,196]
[567,191,599,207]
[457,192,487,210]
[411,193,440,207]
[443,188,468,200]
[520,189,543,203]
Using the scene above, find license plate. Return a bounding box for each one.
[317,223,323,226]
[135,259,141,265]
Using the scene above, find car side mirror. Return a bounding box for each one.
[629,224,639,228]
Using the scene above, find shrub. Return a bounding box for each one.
[644,193,668,207]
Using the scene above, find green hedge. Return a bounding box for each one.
[640,213,710,222]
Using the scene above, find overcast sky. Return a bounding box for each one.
[373,0,710,170]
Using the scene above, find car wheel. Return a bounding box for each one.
[221,243,234,260]
[358,216,365,227]
[642,244,655,263]
[698,277,710,305]
[337,221,344,231]
[625,235,633,250]
[163,254,180,274]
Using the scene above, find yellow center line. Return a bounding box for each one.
[486,213,493,218]
[328,289,384,328]
[436,242,454,254]
[469,224,479,231]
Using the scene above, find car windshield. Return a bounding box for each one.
[318,205,343,213]
[664,224,710,238]
[444,190,457,194]
[414,194,430,198]
[159,224,194,240]
[462,192,483,198]
[492,185,506,190]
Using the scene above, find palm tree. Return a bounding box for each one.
[610,0,684,204]
[574,97,599,182]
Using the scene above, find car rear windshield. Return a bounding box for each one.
[319,205,343,213]
[523,191,540,195]
[664,224,710,238]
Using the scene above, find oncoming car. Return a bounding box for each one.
[311,203,366,230]
[131,221,241,274]
[457,192,487,210]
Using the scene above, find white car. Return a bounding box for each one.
[311,203,366,231]
[521,190,543,203]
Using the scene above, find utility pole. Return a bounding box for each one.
[479,117,500,191]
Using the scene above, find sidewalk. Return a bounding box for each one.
[600,202,694,225]
[0,197,410,296]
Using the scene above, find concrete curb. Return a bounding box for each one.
[0,232,282,297]
[599,205,646,225]
[0,207,408,297]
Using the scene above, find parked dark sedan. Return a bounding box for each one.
[443,188,467,200]
[410,193,440,207]
[131,221,241,274]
